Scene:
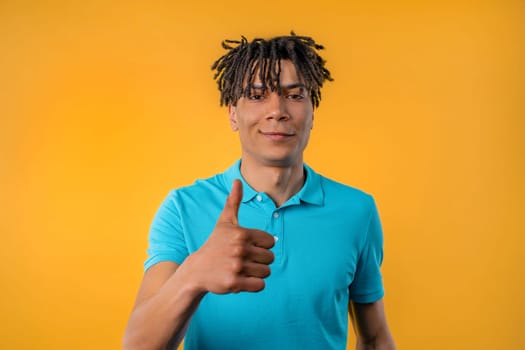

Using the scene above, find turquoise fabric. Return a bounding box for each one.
[145,159,385,350]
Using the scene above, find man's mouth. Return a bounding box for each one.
[259,131,295,141]
[260,131,295,136]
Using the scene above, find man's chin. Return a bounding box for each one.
[259,155,302,168]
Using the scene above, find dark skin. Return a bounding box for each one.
[123,60,395,350]
[350,300,396,349]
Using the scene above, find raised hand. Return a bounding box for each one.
[185,179,275,294]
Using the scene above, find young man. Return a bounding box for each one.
[123,33,395,350]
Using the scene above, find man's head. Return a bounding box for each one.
[211,32,333,108]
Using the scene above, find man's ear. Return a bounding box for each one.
[228,104,238,131]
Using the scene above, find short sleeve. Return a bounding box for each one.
[348,196,385,303]
[144,190,189,272]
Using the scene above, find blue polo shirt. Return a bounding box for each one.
[145,160,385,350]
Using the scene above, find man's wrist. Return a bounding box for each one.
[175,253,208,298]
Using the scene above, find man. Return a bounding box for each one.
[123,33,395,350]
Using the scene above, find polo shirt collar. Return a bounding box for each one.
[223,159,259,203]
[222,159,324,206]
[298,163,324,206]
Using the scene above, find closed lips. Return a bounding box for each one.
[260,131,295,136]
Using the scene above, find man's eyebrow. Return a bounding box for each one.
[281,83,306,90]
[248,83,306,90]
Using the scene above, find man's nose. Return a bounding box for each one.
[265,92,290,121]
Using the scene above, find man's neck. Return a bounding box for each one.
[239,158,305,207]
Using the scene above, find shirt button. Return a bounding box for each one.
[274,236,279,242]
[273,212,279,219]
[256,195,263,202]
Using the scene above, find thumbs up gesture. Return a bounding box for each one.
[185,180,275,294]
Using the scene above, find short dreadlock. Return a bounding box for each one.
[211,32,333,108]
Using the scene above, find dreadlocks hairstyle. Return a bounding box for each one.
[211,32,333,108]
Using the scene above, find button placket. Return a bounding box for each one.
[270,209,284,264]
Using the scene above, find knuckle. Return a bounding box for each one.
[230,260,243,273]
[231,244,246,258]
[233,229,248,242]
[223,274,237,288]
[227,278,242,293]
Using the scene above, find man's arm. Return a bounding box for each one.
[122,261,204,350]
[123,180,275,350]
[349,299,396,350]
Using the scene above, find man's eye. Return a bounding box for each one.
[287,94,304,100]
[248,94,264,100]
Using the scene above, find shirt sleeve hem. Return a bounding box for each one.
[144,254,186,272]
[350,290,385,304]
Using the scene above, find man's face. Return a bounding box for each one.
[228,60,314,168]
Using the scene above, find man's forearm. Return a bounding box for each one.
[123,265,206,350]
[356,333,396,350]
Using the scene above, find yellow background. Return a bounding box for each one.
[1,0,524,349]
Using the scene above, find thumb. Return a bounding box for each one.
[219,179,243,225]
